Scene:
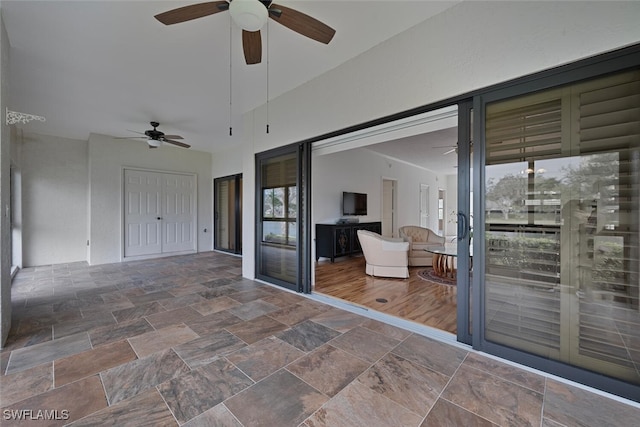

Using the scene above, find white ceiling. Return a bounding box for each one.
[2,0,460,163]
[365,126,459,174]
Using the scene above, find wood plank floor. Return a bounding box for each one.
[313,255,457,334]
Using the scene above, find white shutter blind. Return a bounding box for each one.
[578,79,640,153]
[486,98,563,165]
[574,71,640,369]
[484,70,640,384]
[262,155,297,188]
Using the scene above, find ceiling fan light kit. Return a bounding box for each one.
[146,138,162,148]
[229,0,268,31]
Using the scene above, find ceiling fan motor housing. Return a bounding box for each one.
[145,121,164,140]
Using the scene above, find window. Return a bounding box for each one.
[262,185,297,246]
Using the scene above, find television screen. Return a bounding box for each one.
[343,192,367,216]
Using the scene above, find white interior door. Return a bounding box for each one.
[162,173,196,253]
[124,170,162,257]
[124,169,196,258]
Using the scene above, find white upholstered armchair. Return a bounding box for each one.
[398,225,446,267]
[356,230,409,278]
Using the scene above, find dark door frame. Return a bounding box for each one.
[255,142,312,293]
[214,173,243,255]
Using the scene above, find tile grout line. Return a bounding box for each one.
[155,384,181,426]
[540,377,548,427]
[422,350,469,423]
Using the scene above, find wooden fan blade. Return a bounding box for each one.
[162,135,184,140]
[242,30,262,65]
[114,136,146,140]
[164,139,191,148]
[269,4,335,44]
[155,1,229,25]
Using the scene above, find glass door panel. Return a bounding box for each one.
[483,70,640,386]
[256,149,299,290]
[214,174,242,254]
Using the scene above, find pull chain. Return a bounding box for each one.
[229,15,233,136]
[266,20,270,134]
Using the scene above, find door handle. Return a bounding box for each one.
[457,212,468,241]
[157,217,162,220]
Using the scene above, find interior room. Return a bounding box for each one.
[311,108,461,334]
[1,1,640,424]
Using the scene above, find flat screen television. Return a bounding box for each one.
[342,191,367,216]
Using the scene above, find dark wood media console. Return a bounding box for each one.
[315,221,382,262]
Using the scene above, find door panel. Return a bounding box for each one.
[256,147,302,292]
[163,174,196,253]
[124,170,162,257]
[214,174,242,254]
[482,70,640,387]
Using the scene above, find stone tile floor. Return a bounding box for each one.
[1,252,638,426]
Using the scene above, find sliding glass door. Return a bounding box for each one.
[480,69,640,391]
[214,174,242,255]
[256,143,311,292]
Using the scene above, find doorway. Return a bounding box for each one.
[311,104,471,337]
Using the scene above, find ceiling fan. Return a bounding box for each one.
[118,122,190,149]
[433,144,458,155]
[154,0,336,65]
